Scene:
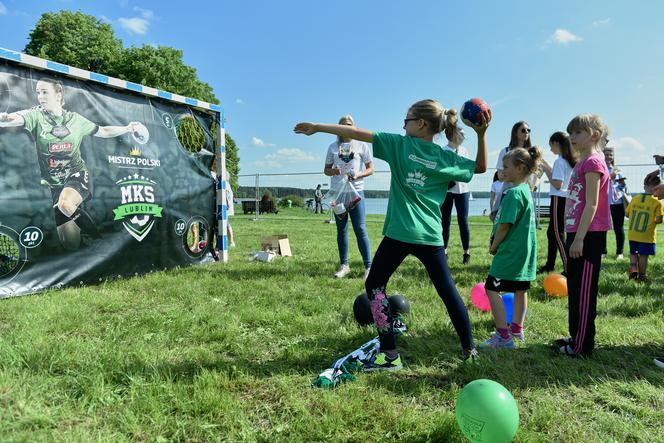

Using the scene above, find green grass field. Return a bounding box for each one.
[0,208,662,442]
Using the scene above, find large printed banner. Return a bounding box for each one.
[0,61,217,297]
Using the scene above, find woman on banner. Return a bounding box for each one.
[0,77,148,250]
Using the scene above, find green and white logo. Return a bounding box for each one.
[113,174,163,242]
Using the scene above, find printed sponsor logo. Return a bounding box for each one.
[49,142,73,153]
[406,170,428,187]
[107,147,161,169]
[113,174,163,242]
[408,154,437,169]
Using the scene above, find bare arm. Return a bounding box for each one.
[95,121,144,139]
[470,110,491,173]
[490,223,511,255]
[353,161,374,180]
[569,172,600,258]
[294,123,373,143]
[0,112,26,128]
[324,163,341,177]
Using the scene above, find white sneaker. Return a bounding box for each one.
[616,254,624,260]
[363,267,371,280]
[334,264,351,278]
[230,241,236,248]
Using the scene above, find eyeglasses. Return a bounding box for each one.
[520,128,531,134]
[404,118,419,126]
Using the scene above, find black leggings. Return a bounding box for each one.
[566,231,606,355]
[544,196,568,271]
[609,204,625,255]
[365,236,474,352]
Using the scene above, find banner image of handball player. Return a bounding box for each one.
[0,77,149,250]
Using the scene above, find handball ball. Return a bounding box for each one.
[456,379,519,443]
[461,98,490,127]
[131,123,150,145]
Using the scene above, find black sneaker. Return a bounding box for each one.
[629,272,638,280]
[463,253,471,265]
[638,274,649,283]
[554,337,573,347]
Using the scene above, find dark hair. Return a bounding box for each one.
[509,121,532,149]
[645,173,661,188]
[549,131,576,167]
[492,171,500,182]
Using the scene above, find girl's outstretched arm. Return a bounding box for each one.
[294,123,373,143]
[0,112,26,128]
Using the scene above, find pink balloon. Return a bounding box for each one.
[470,282,492,312]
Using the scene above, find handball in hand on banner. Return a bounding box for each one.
[328,176,362,219]
[130,122,150,145]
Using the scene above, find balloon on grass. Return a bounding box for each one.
[471,283,491,312]
[543,273,568,297]
[456,379,519,443]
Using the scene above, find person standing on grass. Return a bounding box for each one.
[440,126,473,264]
[556,114,611,358]
[538,132,576,274]
[323,115,374,279]
[603,146,627,259]
[479,147,541,349]
[625,173,663,282]
[491,121,532,221]
[295,99,491,369]
[314,184,323,214]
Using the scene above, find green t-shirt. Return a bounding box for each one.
[489,183,537,281]
[21,108,98,187]
[372,132,475,245]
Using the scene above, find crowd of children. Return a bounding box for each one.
[295,104,663,368]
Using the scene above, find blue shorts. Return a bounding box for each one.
[629,241,655,256]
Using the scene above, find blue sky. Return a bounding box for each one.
[1,0,664,176]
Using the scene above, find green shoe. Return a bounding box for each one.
[364,352,403,372]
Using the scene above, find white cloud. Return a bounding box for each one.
[547,29,583,45]
[236,98,244,104]
[265,148,316,163]
[0,2,7,15]
[134,7,154,20]
[609,137,646,153]
[118,17,150,35]
[592,18,611,27]
[252,137,276,147]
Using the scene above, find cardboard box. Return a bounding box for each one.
[260,234,292,257]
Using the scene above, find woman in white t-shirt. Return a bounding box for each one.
[440,127,473,264]
[324,115,374,279]
[492,121,533,219]
[539,131,575,274]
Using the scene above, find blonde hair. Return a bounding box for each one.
[504,146,542,176]
[409,99,457,135]
[566,114,608,152]
[337,114,355,145]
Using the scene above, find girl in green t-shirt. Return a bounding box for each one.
[295,99,491,369]
[480,147,541,350]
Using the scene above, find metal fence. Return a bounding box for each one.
[236,164,660,221]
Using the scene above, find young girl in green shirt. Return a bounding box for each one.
[295,99,491,369]
[480,147,541,349]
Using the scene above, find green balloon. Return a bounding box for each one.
[456,379,519,443]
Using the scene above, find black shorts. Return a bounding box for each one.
[485,275,531,292]
[51,170,92,226]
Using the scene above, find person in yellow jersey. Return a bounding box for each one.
[625,173,664,282]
